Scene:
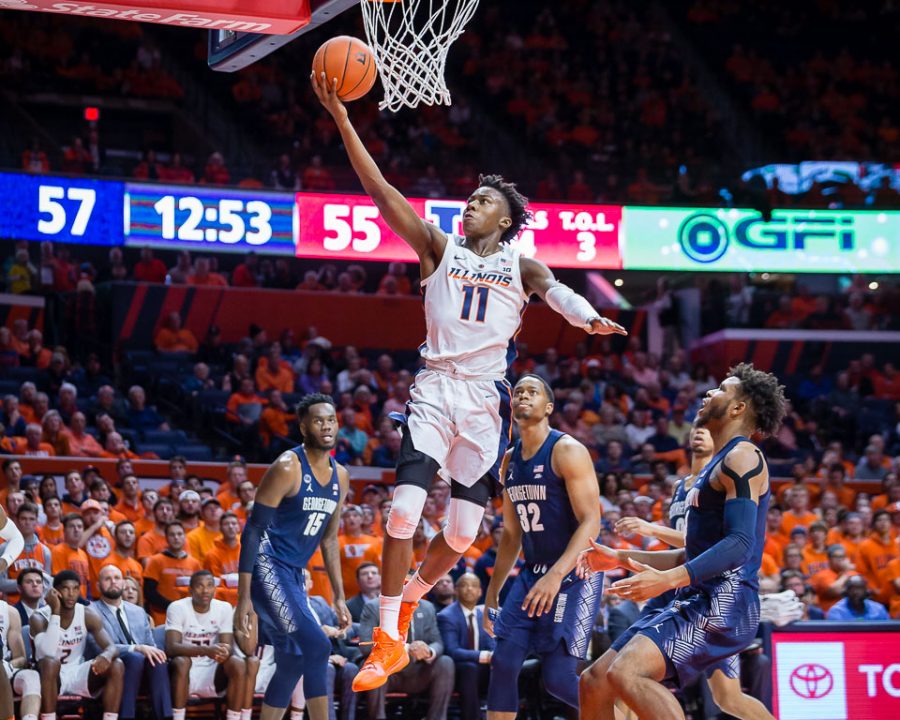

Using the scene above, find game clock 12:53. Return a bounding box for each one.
[124,183,296,254]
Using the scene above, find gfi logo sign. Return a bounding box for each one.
[677,212,855,264]
[777,642,847,720]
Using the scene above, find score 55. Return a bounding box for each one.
[322,204,381,253]
[37,185,96,237]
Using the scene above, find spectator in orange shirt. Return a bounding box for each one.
[14,423,55,457]
[225,378,266,452]
[105,519,144,586]
[50,513,91,597]
[204,511,241,605]
[115,474,144,524]
[231,480,255,526]
[143,521,201,624]
[80,498,117,594]
[66,411,106,457]
[154,312,199,354]
[186,497,223,563]
[827,510,867,564]
[781,486,819,535]
[338,505,377,597]
[823,464,857,509]
[216,461,247,513]
[23,330,52,369]
[187,257,228,287]
[871,477,900,512]
[810,545,858,614]
[856,510,898,599]
[881,554,900,618]
[101,431,140,460]
[133,489,159,538]
[776,464,822,507]
[802,522,831,576]
[137,497,175,562]
[259,390,296,453]
[254,343,295,394]
[38,496,64,546]
[763,505,790,561]
[176,490,201,532]
[782,543,806,578]
[61,469,88,515]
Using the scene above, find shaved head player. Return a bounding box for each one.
[235,394,352,720]
[312,69,627,693]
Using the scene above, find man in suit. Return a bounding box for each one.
[346,563,381,623]
[91,564,172,720]
[307,570,361,720]
[436,573,495,720]
[358,597,454,720]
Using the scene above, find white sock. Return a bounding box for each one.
[379,594,403,640]
[401,572,434,604]
[173,710,186,720]
[41,714,57,720]
[241,710,252,720]
[226,710,242,720]
[23,714,38,720]
[102,713,118,720]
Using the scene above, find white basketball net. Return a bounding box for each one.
[360,0,481,112]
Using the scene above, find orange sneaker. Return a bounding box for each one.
[398,600,418,639]
[351,628,410,692]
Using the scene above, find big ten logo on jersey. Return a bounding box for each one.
[303,473,314,492]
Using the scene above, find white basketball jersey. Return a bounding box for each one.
[59,604,88,665]
[166,597,232,667]
[0,600,9,661]
[419,236,528,376]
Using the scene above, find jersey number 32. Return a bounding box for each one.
[516,502,544,533]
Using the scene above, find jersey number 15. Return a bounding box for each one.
[303,512,327,536]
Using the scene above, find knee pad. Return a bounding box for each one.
[444,497,484,553]
[15,668,41,698]
[386,484,428,539]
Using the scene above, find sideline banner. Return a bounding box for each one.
[771,630,900,720]
[621,206,899,273]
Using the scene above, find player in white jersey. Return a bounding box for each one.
[167,571,247,720]
[0,503,26,720]
[0,597,41,720]
[30,570,124,720]
[312,72,627,692]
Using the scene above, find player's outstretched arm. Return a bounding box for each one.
[321,465,352,630]
[311,71,445,266]
[235,451,302,637]
[608,442,767,602]
[616,516,686,548]
[519,257,627,336]
[0,506,24,575]
[521,438,602,618]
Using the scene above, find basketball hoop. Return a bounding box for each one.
[360,0,480,112]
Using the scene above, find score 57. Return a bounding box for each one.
[37,185,96,237]
[322,204,382,253]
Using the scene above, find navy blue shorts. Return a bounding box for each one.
[252,552,326,656]
[614,575,756,686]
[493,568,603,659]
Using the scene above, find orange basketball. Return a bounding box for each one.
[312,36,378,102]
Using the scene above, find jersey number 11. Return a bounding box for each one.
[460,285,490,323]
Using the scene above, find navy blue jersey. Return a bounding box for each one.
[506,430,582,567]
[684,436,770,592]
[261,445,340,570]
[668,474,692,534]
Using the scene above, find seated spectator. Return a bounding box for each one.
[826,575,889,621]
[378,263,411,295]
[335,408,368,465]
[91,564,171,720]
[259,390,295,455]
[302,155,335,190]
[143,522,201,624]
[6,249,37,295]
[297,270,325,291]
[161,153,195,184]
[166,571,247,719]
[359,596,454,720]
[855,444,889,481]
[176,490,201,532]
[166,252,192,285]
[133,248,168,284]
[186,498,223,565]
[137,497,175,561]
[133,150,164,180]
[781,486,818,534]
[203,511,241,605]
[20,330,51,369]
[13,423,55,456]
[801,522,830,576]
[1,395,26,437]
[371,429,401,469]
[183,362,215,396]
[856,510,897,596]
[231,252,259,287]
[31,571,125,715]
[40,411,70,456]
[270,154,299,191]
[255,343,295,394]
[646,416,679,453]
[126,385,169,433]
[0,502,50,602]
[347,562,381,623]
[79,498,117,594]
[338,505,377,597]
[201,152,231,185]
[810,544,859,614]
[436,573,495,720]
[187,257,228,287]
[38,496,64,547]
[50,514,91,597]
[102,432,140,460]
[106,519,144,583]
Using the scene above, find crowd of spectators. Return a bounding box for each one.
[679,0,899,163]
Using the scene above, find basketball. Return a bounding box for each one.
[312,35,378,102]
